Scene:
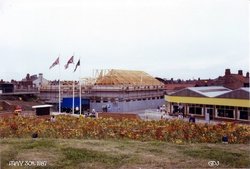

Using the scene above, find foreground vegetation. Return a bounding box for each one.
[1,138,250,169]
[1,115,250,143]
[1,115,250,168]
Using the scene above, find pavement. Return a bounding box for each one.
[51,110,220,124]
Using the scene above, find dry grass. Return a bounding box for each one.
[0,138,249,169]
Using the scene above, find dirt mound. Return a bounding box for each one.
[0,100,43,111]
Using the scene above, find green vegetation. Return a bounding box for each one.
[62,147,134,168]
[1,138,250,169]
[20,139,56,149]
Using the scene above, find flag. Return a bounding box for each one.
[65,56,74,69]
[74,59,80,72]
[49,57,59,69]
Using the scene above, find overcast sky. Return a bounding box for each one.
[0,0,249,81]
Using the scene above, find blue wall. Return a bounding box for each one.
[62,97,89,108]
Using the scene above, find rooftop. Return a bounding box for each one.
[32,105,53,109]
[95,69,164,86]
[240,87,250,93]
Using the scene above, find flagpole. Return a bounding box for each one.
[79,56,82,115]
[59,54,61,114]
[72,80,75,114]
[72,53,75,114]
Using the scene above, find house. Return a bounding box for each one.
[33,73,49,89]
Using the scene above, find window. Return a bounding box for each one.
[172,103,185,114]
[188,104,203,115]
[216,106,234,118]
[205,105,213,108]
[172,104,179,113]
[238,107,250,120]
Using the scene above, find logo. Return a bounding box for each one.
[208,161,219,167]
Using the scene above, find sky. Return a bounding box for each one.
[0,0,249,81]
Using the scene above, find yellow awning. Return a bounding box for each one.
[165,95,250,107]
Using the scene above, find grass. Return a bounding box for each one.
[61,147,134,168]
[0,138,249,169]
[20,139,56,149]
[0,149,18,169]
[179,146,250,168]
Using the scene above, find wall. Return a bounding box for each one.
[90,98,165,112]
[165,95,250,108]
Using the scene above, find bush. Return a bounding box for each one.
[0,115,249,143]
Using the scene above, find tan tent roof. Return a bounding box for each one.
[95,69,164,86]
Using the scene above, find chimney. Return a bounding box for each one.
[238,70,243,76]
[38,73,43,83]
[39,73,43,78]
[225,69,231,76]
[26,73,30,80]
[246,72,249,78]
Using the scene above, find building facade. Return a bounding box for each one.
[162,69,249,94]
[165,86,250,122]
[39,69,165,112]
[89,69,165,112]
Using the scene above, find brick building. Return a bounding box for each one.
[215,69,249,89]
[163,69,249,93]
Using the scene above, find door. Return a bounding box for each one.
[206,108,214,121]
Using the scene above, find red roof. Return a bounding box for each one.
[165,83,195,91]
